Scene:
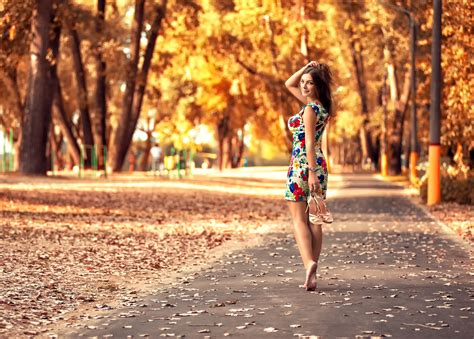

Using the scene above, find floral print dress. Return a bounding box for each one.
[284,102,330,202]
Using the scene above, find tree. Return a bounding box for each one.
[19,0,54,174]
[49,17,82,166]
[108,0,168,172]
[94,0,107,169]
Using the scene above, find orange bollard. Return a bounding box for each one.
[427,144,441,205]
[410,151,418,183]
[381,153,388,177]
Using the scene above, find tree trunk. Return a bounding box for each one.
[1,69,24,124]
[68,26,94,165]
[122,1,168,171]
[230,130,245,168]
[139,131,153,171]
[263,15,296,153]
[279,104,293,153]
[50,23,81,166]
[52,84,81,166]
[222,135,231,169]
[217,113,231,171]
[19,0,54,175]
[14,130,22,171]
[233,56,292,152]
[298,0,310,60]
[386,62,411,175]
[109,0,145,172]
[349,38,375,164]
[49,125,64,170]
[94,0,107,170]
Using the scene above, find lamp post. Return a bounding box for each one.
[428,0,442,205]
[380,1,419,181]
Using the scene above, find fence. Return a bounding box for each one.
[0,129,14,173]
[78,144,108,178]
[161,149,194,179]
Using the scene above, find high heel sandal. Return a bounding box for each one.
[306,193,323,225]
[314,194,333,224]
[306,192,333,224]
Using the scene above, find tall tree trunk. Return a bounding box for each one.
[49,125,64,170]
[230,130,245,168]
[139,130,153,171]
[386,61,411,175]
[1,69,24,123]
[126,1,167,151]
[14,130,22,171]
[109,0,145,172]
[68,26,94,165]
[349,38,375,164]
[217,113,231,171]
[19,0,54,175]
[52,83,81,166]
[50,22,81,166]
[298,0,310,60]
[234,56,292,152]
[262,16,294,153]
[94,0,107,170]
[222,135,232,169]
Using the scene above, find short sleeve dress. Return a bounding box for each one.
[284,102,330,202]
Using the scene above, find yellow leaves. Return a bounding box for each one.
[343,19,352,31]
[333,110,363,138]
[442,25,456,37]
[248,137,286,161]
[196,87,228,113]
[199,10,221,37]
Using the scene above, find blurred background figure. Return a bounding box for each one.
[151,144,163,176]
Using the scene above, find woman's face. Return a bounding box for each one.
[300,73,316,98]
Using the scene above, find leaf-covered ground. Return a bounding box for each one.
[427,202,473,242]
[49,172,474,338]
[1,170,471,337]
[379,174,473,243]
[0,173,289,337]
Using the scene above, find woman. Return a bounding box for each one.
[284,60,333,291]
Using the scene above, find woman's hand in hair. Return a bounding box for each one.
[306,60,319,68]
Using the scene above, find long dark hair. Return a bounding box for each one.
[303,63,333,115]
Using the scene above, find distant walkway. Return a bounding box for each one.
[56,173,473,338]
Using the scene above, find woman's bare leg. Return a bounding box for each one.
[308,220,323,264]
[287,201,318,289]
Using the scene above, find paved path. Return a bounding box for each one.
[58,173,473,338]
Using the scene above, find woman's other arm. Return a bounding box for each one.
[303,105,321,193]
[303,105,318,169]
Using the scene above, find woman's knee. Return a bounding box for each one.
[293,220,309,230]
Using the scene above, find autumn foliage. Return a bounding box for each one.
[0,0,472,174]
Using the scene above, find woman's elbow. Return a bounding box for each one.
[305,140,315,150]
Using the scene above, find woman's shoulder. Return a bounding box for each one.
[304,102,325,114]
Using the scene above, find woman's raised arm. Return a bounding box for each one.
[285,61,319,104]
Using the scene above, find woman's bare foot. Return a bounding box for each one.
[303,261,318,291]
